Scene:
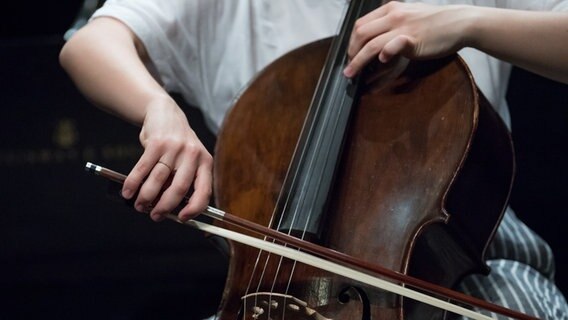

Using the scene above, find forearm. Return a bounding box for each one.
[59,17,172,125]
[466,7,568,84]
[60,17,211,220]
[345,2,568,84]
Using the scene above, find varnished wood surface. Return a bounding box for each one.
[213,36,513,319]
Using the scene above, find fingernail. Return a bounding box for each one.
[151,213,164,222]
[122,188,133,199]
[135,204,145,213]
[343,66,353,78]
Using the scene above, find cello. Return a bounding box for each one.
[212,0,515,319]
[86,0,527,318]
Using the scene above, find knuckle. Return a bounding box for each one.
[389,11,405,24]
[201,185,213,199]
[385,1,401,12]
[133,163,150,177]
[183,143,201,158]
[205,188,213,199]
[386,4,407,24]
[201,153,213,166]
[154,167,171,182]
[365,39,381,54]
[147,136,183,153]
[384,1,395,9]
[169,138,185,151]
[353,18,364,30]
[170,183,189,198]
[145,136,167,150]
[352,24,366,42]
[136,193,152,206]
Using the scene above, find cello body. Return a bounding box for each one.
[212,36,514,319]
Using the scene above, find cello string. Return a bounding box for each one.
[276,0,357,299]
[86,163,536,320]
[242,189,301,318]
[261,3,358,317]
[165,214,496,320]
[241,190,293,317]
[240,136,309,316]
[243,174,301,317]
[246,156,310,316]
[268,49,349,320]
[280,56,352,296]
[247,3,356,313]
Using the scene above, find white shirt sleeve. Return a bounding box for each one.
[90,0,200,106]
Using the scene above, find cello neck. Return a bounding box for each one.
[272,0,379,239]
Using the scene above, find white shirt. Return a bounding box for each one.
[91,0,568,133]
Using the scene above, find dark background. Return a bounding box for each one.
[0,2,226,319]
[0,1,566,319]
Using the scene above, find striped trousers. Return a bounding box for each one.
[456,207,568,319]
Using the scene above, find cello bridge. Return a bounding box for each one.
[241,292,332,320]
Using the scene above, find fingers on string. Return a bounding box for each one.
[345,2,416,78]
[344,32,392,78]
[345,32,418,78]
[348,12,390,60]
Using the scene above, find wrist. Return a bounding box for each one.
[142,94,180,121]
[456,5,485,50]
